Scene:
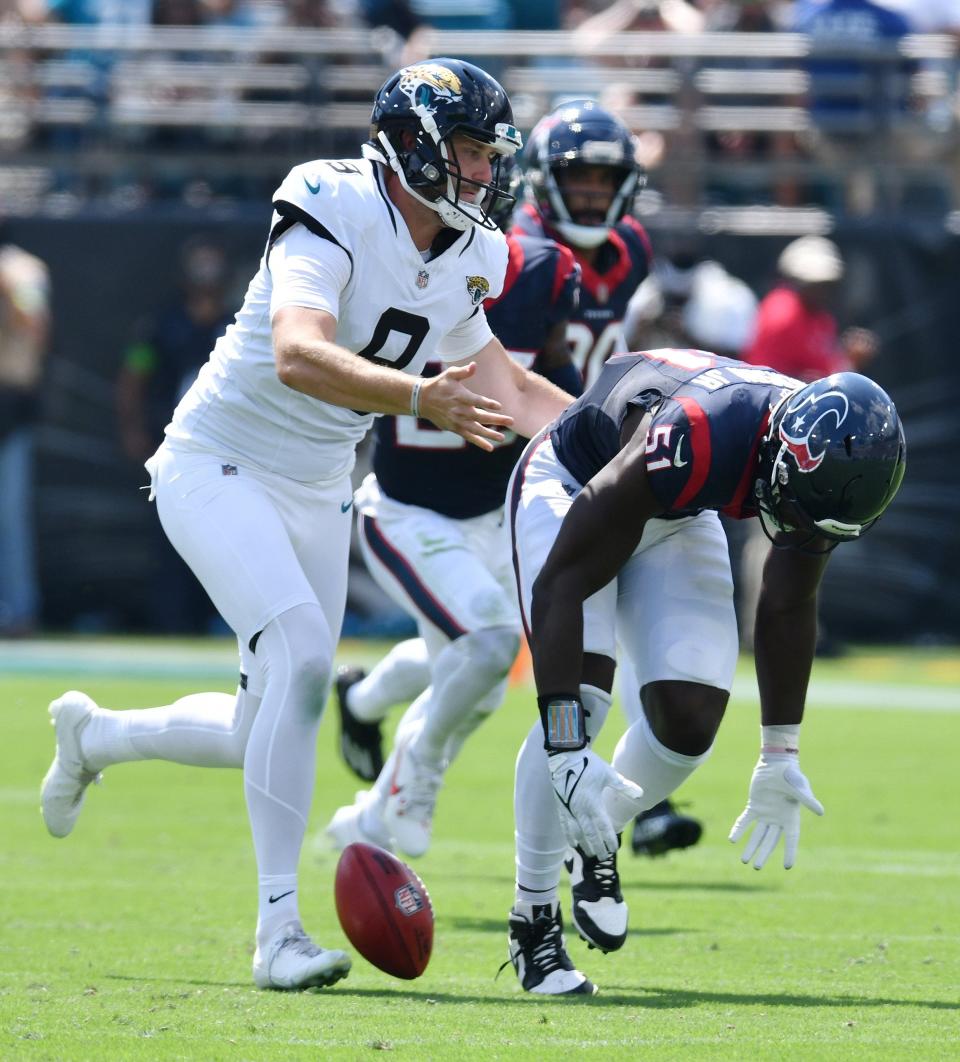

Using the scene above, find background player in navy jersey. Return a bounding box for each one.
[503,350,906,995]
[515,99,652,390]
[518,98,704,859]
[326,158,582,858]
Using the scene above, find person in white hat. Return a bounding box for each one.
[777,235,844,285]
[743,235,876,382]
[738,235,877,654]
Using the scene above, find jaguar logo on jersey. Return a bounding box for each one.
[394,882,426,917]
[466,275,490,305]
[780,387,850,473]
[398,64,463,116]
[416,269,430,289]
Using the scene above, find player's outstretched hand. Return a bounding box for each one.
[420,362,514,451]
[729,753,824,870]
[548,747,645,859]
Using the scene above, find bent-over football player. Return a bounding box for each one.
[517,99,704,858]
[503,349,906,995]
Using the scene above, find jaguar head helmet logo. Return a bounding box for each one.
[398,64,463,117]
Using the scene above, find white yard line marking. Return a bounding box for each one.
[731,676,958,712]
[1,642,957,710]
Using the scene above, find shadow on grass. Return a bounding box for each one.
[105,974,251,989]
[624,880,770,894]
[446,917,687,938]
[427,871,772,895]
[591,986,960,1011]
[102,975,959,1011]
[322,985,960,1010]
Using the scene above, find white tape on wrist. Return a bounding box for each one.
[761,723,800,755]
[410,379,423,419]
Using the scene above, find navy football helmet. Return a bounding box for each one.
[755,373,906,546]
[486,153,524,232]
[524,99,644,249]
[366,58,522,232]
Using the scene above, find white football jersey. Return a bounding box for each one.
[166,158,508,483]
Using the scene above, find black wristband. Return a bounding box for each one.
[538,693,588,753]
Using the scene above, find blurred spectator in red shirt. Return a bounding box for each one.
[743,235,877,380]
[739,234,876,656]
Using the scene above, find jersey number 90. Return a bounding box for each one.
[567,321,625,388]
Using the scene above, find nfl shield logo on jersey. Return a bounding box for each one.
[466,275,490,305]
[416,269,430,289]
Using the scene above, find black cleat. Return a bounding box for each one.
[334,666,383,783]
[564,840,627,953]
[630,799,703,857]
[502,901,598,996]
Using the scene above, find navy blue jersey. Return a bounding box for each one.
[551,349,802,519]
[126,302,235,441]
[513,204,652,388]
[373,232,579,518]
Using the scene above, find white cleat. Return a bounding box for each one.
[41,691,102,838]
[325,790,394,853]
[565,843,628,953]
[383,740,443,858]
[253,921,351,991]
[504,901,598,996]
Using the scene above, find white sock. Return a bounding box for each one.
[514,886,559,909]
[244,605,333,945]
[611,711,712,828]
[359,798,387,839]
[577,684,648,830]
[512,684,617,905]
[581,683,613,742]
[365,699,429,818]
[256,875,300,946]
[441,705,494,764]
[514,720,567,906]
[80,688,257,773]
[348,638,430,723]
[616,653,645,726]
[411,627,517,766]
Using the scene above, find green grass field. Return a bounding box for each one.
[1,639,958,1060]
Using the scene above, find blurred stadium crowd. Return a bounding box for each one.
[1,1,959,213]
[1,0,959,642]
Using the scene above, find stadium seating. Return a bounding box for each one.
[0,22,955,212]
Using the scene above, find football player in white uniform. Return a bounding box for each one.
[39,59,573,991]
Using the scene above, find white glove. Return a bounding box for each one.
[548,747,645,859]
[729,752,825,870]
